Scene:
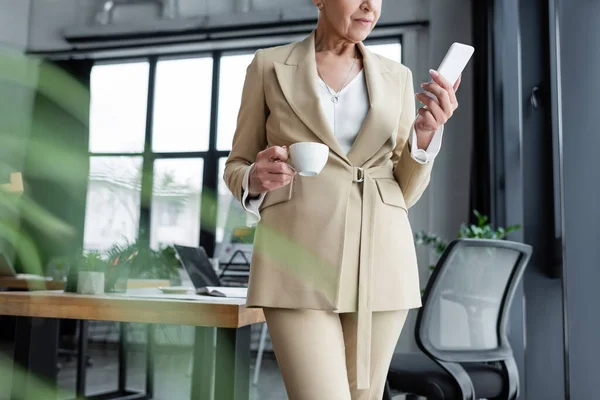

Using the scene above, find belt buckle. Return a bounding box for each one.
[353,167,365,183]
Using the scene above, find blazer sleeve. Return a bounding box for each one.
[392,67,434,209]
[223,49,269,203]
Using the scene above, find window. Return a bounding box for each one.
[89,62,149,154]
[217,54,255,151]
[84,60,149,252]
[367,42,402,62]
[152,58,213,153]
[83,36,402,256]
[150,158,204,249]
[83,156,143,252]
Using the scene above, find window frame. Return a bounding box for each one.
[87,34,404,257]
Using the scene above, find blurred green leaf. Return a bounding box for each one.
[0,219,43,275]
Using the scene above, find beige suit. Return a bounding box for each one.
[224,32,433,390]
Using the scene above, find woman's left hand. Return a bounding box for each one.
[414,70,462,147]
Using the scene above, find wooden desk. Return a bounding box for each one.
[0,277,173,399]
[0,276,65,291]
[0,291,263,327]
[0,277,171,291]
[0,290,264,400]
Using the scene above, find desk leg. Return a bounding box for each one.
[190,327,216,400]
[145,325,154,398]
[11,317,59,400]
[118,322,128,392]
[214,326,251,400]
[76,320,89,398]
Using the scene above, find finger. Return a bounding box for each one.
[421,82,451,108]
[416,108,439,130]
[453,74,462,92]
[430,69,453,91]
[265,171,293,184]
[263,161,296,176]
[416,92,443,115]
[257,146,289,162]
[416,94,446,124]
[417,107,431,117]
[424,82,454,115]
[430,70,458,107]
[263,178,293,192]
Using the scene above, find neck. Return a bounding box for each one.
[314,24,359,59]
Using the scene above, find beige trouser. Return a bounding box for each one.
[263,308,409,400]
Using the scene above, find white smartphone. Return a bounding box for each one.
[426,42,474,100]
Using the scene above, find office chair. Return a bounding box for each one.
[384,239,532,400]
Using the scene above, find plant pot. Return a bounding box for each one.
[105,266,129,293]
[77,271,105,295]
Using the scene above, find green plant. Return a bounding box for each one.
[78,251,108,273]
[105,240,180,283]
[415,210,522,272]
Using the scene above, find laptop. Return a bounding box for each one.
[172,245,247,298]
[173,245,221,288]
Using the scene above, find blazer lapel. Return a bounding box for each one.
[347,42,402,167]
[274,33,402,167]
[274,32,349,161]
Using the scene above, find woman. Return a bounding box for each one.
[224,0,461,398]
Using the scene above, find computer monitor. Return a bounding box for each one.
[173,245,220,288]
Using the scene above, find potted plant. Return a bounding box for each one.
[105,240,180,286]
[76,251,108,295]
[105,247,138,293]
[46,256,71,281]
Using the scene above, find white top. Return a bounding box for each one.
[241,70,444,226]
[317,70,370,154]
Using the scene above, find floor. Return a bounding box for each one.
[1,343,406,399]
[56,345,287,400]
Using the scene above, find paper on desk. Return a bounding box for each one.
[196,286,248,298]
[109,288,248,303]
[16,273,51,280]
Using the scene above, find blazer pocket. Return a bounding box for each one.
[259,179,293,211]
[375,179,408,211]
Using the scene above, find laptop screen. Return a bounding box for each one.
[173,245,220,288]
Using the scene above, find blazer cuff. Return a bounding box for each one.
[242,164,266,227]
[408,122,444,164]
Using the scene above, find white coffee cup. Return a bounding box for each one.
[289,142,329,177]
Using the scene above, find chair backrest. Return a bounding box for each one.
[415,238,532,363]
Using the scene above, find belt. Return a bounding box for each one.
[352,165,395,390]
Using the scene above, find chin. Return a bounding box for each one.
[347,28,372,42]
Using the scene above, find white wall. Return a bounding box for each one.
[0,0,31,50]
[26,0,428,53]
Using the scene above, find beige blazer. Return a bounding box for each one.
[224,32,433,389]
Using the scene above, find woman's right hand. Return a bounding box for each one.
[248,146,297,196]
